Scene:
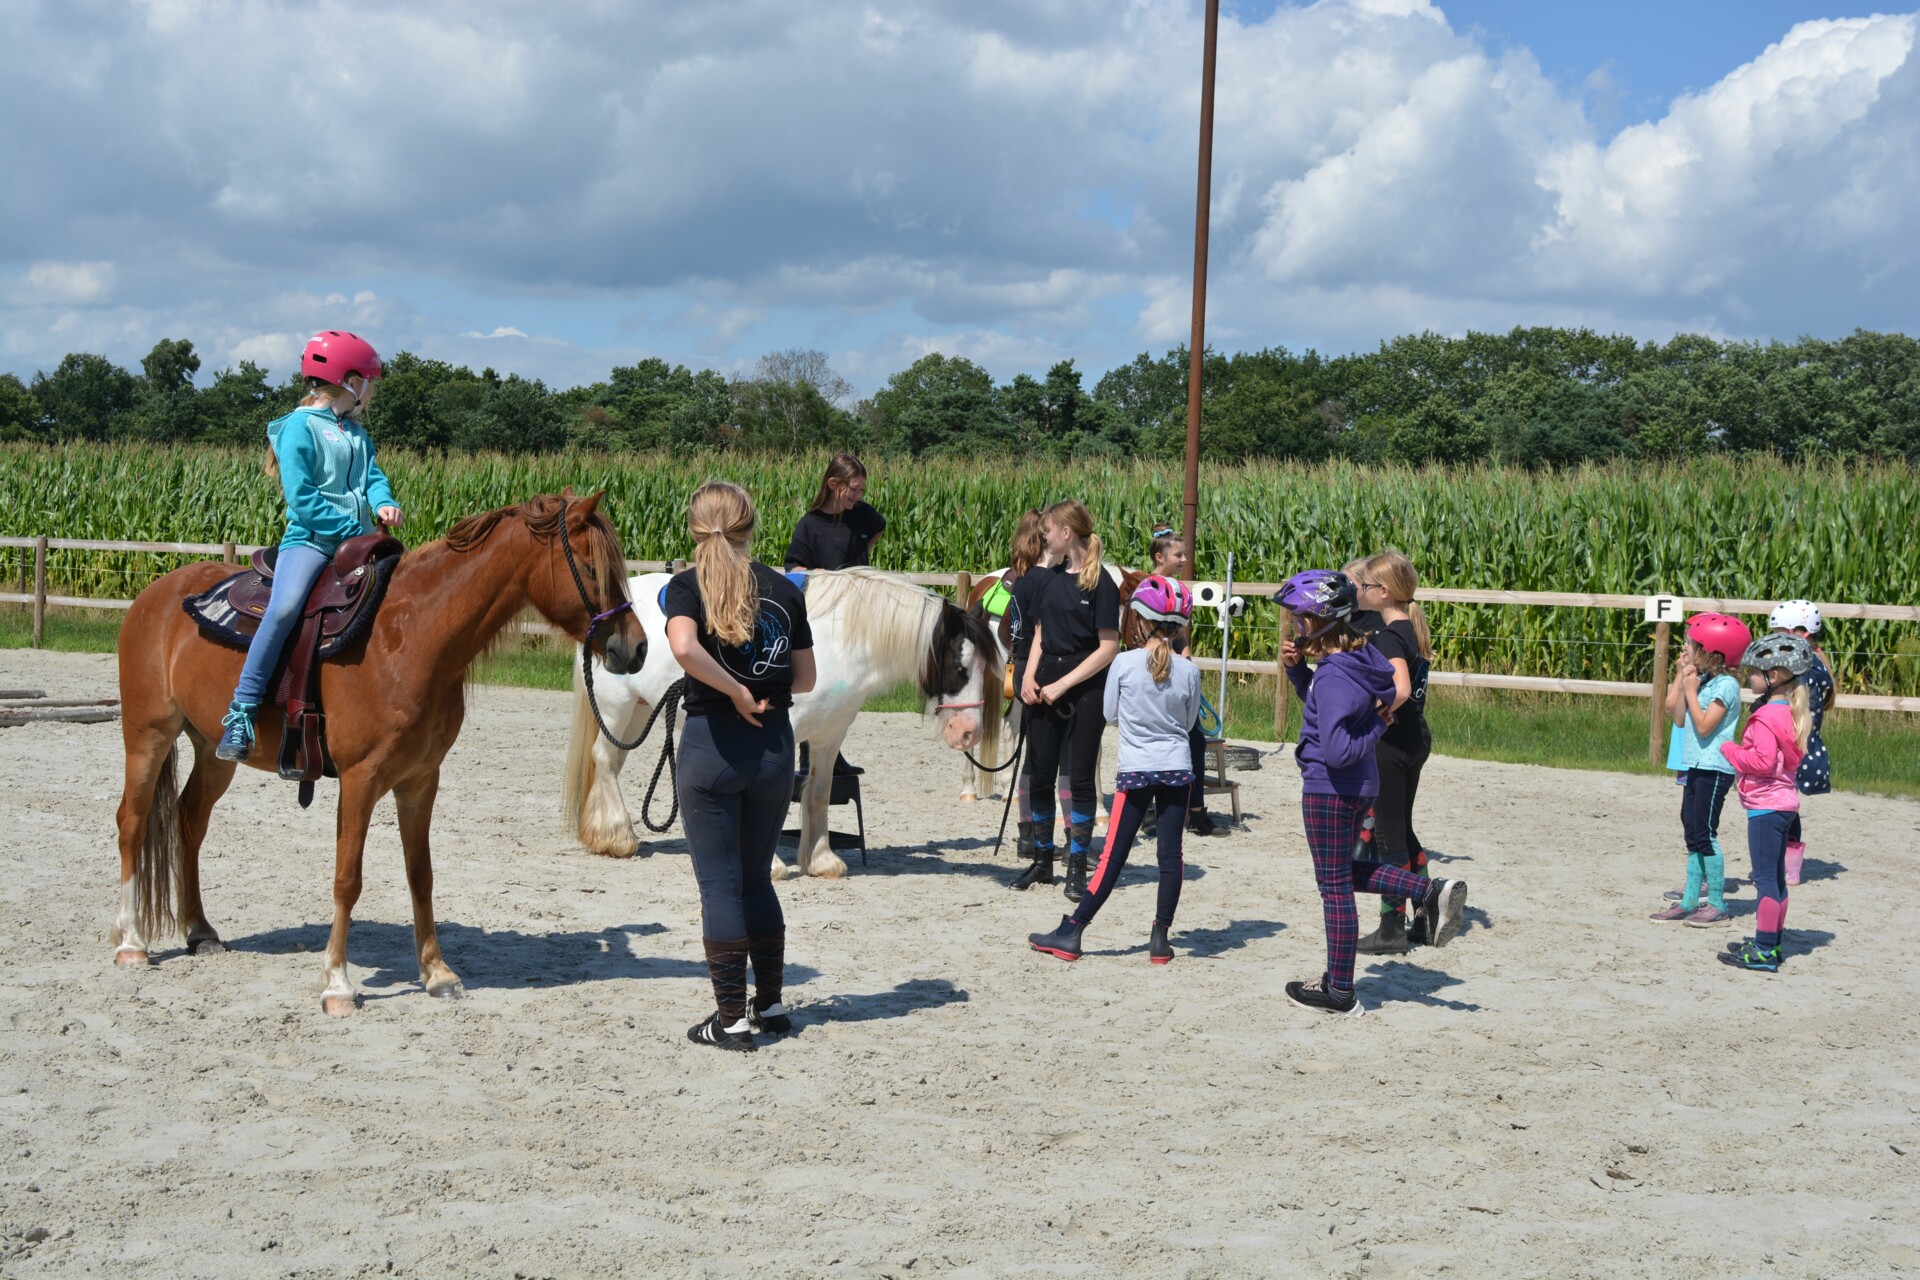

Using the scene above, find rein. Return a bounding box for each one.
[556,499,685,832]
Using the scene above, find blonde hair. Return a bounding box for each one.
[1143,620,1185,684]
[1756,671,1814,753]
[688,481,758,647]
[266,382,362,480]
[1009,509,1045,578]
[1045,499,1105,593]
[1365,550,1434,660]
[1300,616,1369,662]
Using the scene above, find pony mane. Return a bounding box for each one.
[441,493,630,686]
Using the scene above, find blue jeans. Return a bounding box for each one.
[232,544,331,706]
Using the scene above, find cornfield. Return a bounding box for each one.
[4,443,1916,694]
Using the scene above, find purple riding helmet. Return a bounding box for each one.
[1273,569,1360,642]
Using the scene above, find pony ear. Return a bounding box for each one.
[570,490,605,523]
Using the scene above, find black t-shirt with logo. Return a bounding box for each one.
[1032,561,1121,657]
[663,562,813,716]
[1364,616,1430,749]
[1006,567,1047,662]
[784,502,886,570]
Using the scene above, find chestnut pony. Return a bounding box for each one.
[111,490,646,1015]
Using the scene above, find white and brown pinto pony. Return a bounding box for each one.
[564,567,1001,878]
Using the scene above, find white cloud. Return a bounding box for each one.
[0,2,1914,393]
[18,261,117,305]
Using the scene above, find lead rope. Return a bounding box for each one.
[578,637,689,833]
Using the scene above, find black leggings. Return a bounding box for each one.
[1186,724,1209,814]
[1072,783,1188,929]
[675,708,792,941]
[1025,653,1109,857]
[1373,723,1430,863]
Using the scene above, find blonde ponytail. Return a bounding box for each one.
[1146,633,1172,684]
[1788,680,1812,753]
[1043,499,1105,593]
[1079,533,1105,594]
[1365,550,1434,660]
[688,482,758,647]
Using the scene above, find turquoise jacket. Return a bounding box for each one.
[268,406,398,554]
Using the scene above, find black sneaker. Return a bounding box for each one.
[1188,809,1217,837]
[687,1011,757,1051]
[1423,879,1469,948]
[750,1002,793,1035]
[1285,979,1364,1018]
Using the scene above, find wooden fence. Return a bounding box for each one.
[6,537,1918,759]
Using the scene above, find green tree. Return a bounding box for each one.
[366,351,475,450]
[198,361,298,445]
[868,353,1002,456]
[125,338,206,441]
[29,353,139,441]
[453,375,566,453]
[0,373,40,442]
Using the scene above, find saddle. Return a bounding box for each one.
[183,532,405,806]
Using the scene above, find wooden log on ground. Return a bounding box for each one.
[0,689,48,700]
[0,706,120,727]
[0,698,119,710]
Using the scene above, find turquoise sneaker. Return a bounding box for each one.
[1717,940,1782,973]
[215,702,257,762]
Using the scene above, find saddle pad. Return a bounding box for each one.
[182,554,400,659]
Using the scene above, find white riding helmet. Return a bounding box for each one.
[1768,599,1822,634]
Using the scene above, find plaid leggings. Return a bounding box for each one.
[1303,792,1433,994]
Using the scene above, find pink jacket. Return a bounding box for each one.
[1720,702,1805,812]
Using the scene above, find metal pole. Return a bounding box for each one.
[1180,0,1220,562]
[1216,552,1234,732]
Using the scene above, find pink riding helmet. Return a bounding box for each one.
[1130,574,1193,624]
[1685,611,1753,668]
[301,330,383,386]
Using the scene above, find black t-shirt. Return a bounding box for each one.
[1006,567,1047,662]
[1366,617,1430,748]
[1032,561,1121,657]
[663,562,813,716]
[784,502,885,570]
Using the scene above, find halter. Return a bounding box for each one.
[936,699,984,712]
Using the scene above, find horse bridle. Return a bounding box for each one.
[559,498,686,831]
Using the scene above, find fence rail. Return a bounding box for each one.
[6,540,1917,736]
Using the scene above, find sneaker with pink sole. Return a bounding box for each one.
[1683,905,1730,927]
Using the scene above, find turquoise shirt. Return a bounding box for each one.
[268,406,397,554]
[1682,672,1741,772]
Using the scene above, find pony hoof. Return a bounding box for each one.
[113,949,150,967]
[188,937,227,956]
[427,980,466,1000]
[769,859,797,881]
[959,791,979,803]
[591,837,641,859]
[322,995,357,1018]
[812,857,849,880]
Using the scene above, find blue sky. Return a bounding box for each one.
[3,1,1915,397]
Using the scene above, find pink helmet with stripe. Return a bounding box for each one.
[1130,574,1192,624]
[300,330,383,386]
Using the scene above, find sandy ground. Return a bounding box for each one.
[2,646,1918,1279]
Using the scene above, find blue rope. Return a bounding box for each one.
[1198,692,1223,740]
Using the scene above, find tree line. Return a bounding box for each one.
[3,327,1915,466]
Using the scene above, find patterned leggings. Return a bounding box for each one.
[1303,792,1433,994]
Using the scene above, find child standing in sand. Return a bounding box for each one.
[1718,634,1813,973]
[1768,600,1834,885]
[1275,570,1467,1017]
[1027,576,1200,965]
[1652,612,1749,927]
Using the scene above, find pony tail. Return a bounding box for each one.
[1789,681,1813,753]
[263,445,280,481]
[688,482,759,648]
[1408,600,1434,660]
[1078,533,1105,594]
[1146,634,1172,684]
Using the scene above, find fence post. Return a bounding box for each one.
[1648,620,1671,767]
[955,570,972,608]
[222,541,237,565]
[16,546,26,593]
[1273,607,1292,741]
[670,559,687,575]
[32,536,48,648]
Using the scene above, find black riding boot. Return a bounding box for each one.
[1356,906,1410,955]
[1062,820,1093,902]
[1028,915,1083,961]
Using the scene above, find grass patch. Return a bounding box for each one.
[10,605,1914,800]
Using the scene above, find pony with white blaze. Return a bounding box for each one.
[565,567,1002,877]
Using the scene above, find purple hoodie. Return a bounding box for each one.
[1285,645,1398,796]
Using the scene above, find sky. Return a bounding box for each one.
[2,0,1915,397]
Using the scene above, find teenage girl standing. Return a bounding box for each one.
[1028,576,1200,964]
[1353,550,1435,954]
[1276,570,1467,1017]
[1147,525,1215,837]
[997,510,1058,886]
[1020,500,1121,903]
[1719,633,1813,973]
[785,452,883,778]
[666,482,817,1051]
